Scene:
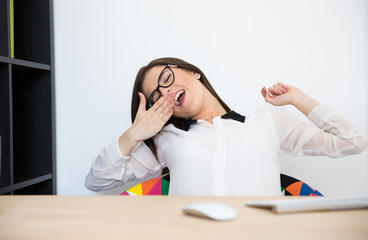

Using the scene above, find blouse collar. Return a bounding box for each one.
[182,111,245,131]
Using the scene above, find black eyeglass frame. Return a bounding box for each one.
[147,64,181,108]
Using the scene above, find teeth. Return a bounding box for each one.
[175,90,185,106]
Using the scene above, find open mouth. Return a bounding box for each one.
[175,90,185,106]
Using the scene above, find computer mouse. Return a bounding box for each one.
[182,202,237,221]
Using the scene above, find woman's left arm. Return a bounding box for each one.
[261,82,367,157]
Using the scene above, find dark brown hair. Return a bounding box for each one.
[131,57,230,166]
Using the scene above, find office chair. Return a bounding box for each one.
[121,173,323,196]
[120,173,170,196]
[280,174,323,196]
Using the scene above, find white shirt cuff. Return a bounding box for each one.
[307,104,335,128]
[105,140,129,167]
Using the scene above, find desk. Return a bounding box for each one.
[0,196,367,240]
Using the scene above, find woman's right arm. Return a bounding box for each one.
[85,93,174,192]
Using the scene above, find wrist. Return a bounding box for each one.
[288,88,303,106]
[122,127,141,146]
[118,128,141,156]
[290,90,320,116]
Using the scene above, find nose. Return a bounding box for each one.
[162,88,173,97]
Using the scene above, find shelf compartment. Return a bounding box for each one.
[0,0,54,195]
[14,0,51,64]
[0,173,51,194]
[0,0,9,56]
[12,67,53,184]
[14,175,52,194]
[0,63,11,188]
[0,56,50,71]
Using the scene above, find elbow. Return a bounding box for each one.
[85,170,125,192]
[329,136,368,158]
[85,181,101,193]
[85,172,103,192]
[349,136,368,155]
[360,137,368,153]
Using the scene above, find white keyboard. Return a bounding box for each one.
[246,196,368,214]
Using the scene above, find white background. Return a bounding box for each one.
[54,0,368,196]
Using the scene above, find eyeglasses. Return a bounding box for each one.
[148,65,180,108]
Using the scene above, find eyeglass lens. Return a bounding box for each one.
[158,68,174,87]
[151,68,174,105]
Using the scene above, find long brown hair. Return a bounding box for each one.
[131,57,230,165]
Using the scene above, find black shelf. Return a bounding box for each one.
[0,174,52,194]
[0,63,11,189]
[14,178,52,194]
[14,0,51,64]
[0,0,55,195]
[0,56,50,70]
[0,0,9,56]
[12,67,53,184]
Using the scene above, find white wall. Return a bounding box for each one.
[54,0,368,196]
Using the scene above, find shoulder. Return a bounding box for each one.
[246,106,290,131]
[247,106,276,121]
[154,124,185,143]
[161,123,186,133]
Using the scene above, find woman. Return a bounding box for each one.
[85,57,367,195]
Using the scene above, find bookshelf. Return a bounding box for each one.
[0,0,55,194]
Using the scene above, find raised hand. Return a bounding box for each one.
[261,82,320,116]
[118,92,174,156]
[261,82,295,106]
[131,92,174,141]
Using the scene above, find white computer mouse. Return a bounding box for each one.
[182,202,237,221]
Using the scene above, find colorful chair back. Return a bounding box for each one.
[121,173,323,196]
[281,174,323,196]
[120,174,170,196]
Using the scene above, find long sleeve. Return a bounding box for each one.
[85,140,165,192]
[272,104,367,157]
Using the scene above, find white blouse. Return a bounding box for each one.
[85,104,367,195]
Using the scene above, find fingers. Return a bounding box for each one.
[149,94,173,116]
[140,94,174,131]
[277,82,286,89]
[153,96,174,119]
[261,87,267,98]
[261,82,294,107]
[268,84,284,95]
[159,108,173,126]
[261,87,273,104]
[268,82,287,96]
[136,92,173,120]
[152,94,175,127]
[137,92,147,114]
[151,95,174,131]
[150,94,172,111]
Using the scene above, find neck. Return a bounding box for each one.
[192,91,227,124]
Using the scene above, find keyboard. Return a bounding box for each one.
[246,196,368,214]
